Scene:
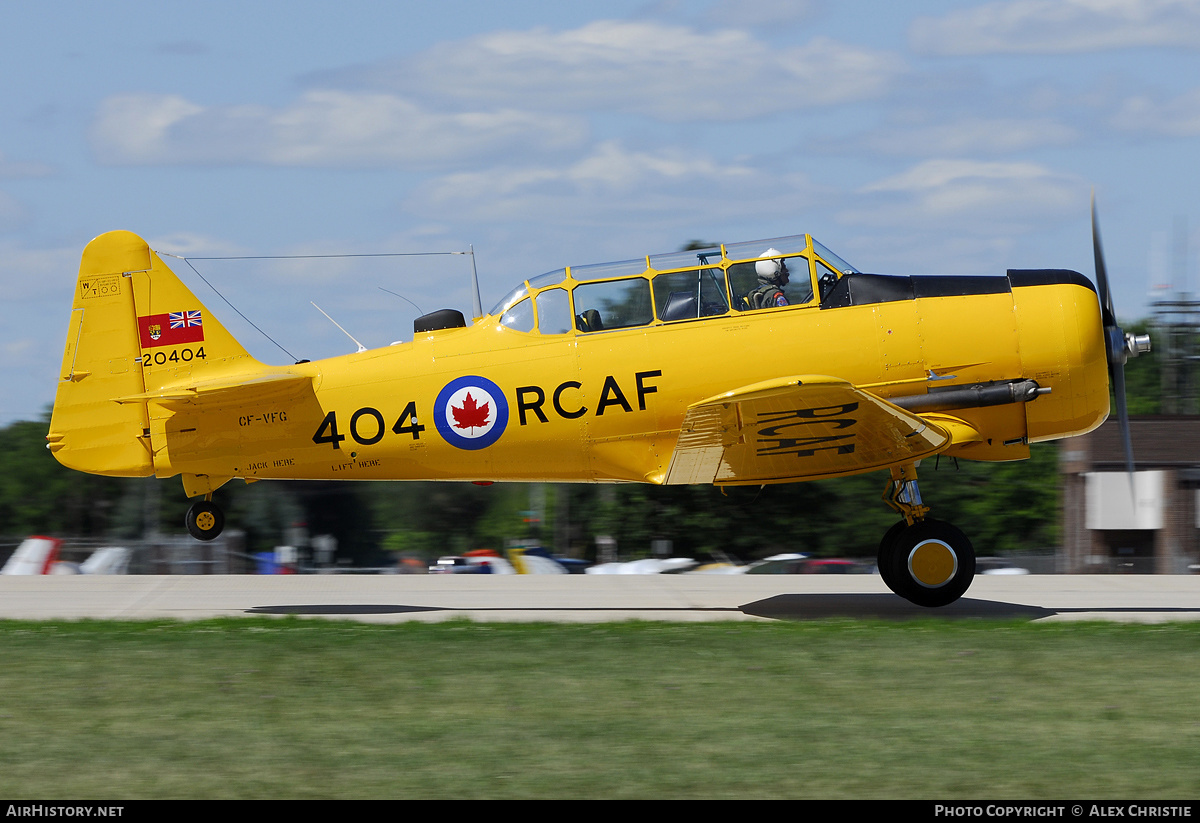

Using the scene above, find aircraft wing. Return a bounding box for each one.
[664,375,951,485]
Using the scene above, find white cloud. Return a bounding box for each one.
[2,337,35,360]
[406,141,807,225]
[89,21,907,173]
[847,117,1078,156]
[91,91,586,168]
[341,21,907,120]
[1113,88,1200,135]
[844,159,1085,229]
[911,0,1200,55]
[403,140,825,233]
[148,232,249,258]
[91,94,205,164]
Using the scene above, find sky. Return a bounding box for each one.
[4,0,1200,425]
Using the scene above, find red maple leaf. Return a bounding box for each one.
[451,392,491,431]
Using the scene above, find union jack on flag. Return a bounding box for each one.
[169,310,202,329]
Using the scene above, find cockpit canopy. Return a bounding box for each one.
[488,234,859,336]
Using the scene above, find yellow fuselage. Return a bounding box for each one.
[48,231,1110,493]
[150,275,1108,485]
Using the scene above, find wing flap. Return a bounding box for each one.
[665,375,951,486]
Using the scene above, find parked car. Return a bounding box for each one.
[740,553,809,574]
[975,558,1030,575]
[428,555,493,574]
[796,558,867,574]
[741,555,868,574]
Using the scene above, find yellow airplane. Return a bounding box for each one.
[47,204,1149,607]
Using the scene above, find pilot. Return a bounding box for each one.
[747,248,790,309]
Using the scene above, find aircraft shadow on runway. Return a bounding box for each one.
[741,595,1200,621]
[739,594,1055,620]
[245,597,1199,621]
[243,597,1047,620]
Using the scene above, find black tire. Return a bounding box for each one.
[876,520,907,595]
[887,519,975,608]
[186,501,225,541]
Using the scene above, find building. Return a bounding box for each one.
[1061,416,1200,574]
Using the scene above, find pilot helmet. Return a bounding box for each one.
[756,248,787,283]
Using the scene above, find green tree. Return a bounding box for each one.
[0,415,126,538]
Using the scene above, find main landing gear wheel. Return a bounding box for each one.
[185,500,225,541]
[883,519,975,608]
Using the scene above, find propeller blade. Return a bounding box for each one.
[1092,194,1141,483]
[1091,193,1116,328]
[1110,362,1135,476]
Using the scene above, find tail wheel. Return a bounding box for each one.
[186,501,225,541]
[886,519,975,608]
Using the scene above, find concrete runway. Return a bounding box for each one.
[0,574,1197,623]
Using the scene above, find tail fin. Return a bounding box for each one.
[48,230,259,477]
[1,537,62,575]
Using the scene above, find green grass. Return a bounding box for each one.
[0,619,1197,799]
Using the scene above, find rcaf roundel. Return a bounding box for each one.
[434,375,509,450]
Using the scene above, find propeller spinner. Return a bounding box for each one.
[1091,195,1152,475]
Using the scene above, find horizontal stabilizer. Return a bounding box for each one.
[665,375,951,485]
[113,371,311,405]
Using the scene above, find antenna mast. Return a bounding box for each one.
[469,244,483,321]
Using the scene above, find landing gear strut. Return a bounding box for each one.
[185,497,225,541]
[876,464,975,608]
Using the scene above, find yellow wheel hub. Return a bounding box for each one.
[195,512,217,532]
[908,539,957,588]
